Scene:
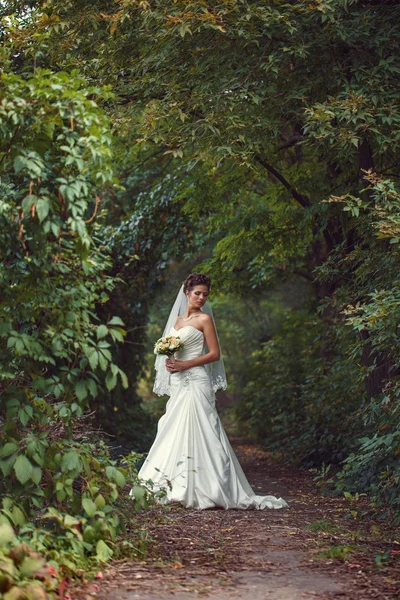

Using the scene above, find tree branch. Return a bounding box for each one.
[293,269,314,282]
[254,154,311,208]
[277,134,303,151]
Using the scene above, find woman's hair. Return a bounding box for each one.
[183,272,211,294]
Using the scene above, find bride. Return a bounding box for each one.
[135,273,289,510]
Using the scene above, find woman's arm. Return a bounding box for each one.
[166,315,220,373]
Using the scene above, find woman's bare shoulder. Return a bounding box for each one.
[199,313,213,326]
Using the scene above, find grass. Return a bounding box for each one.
[315,544,356,561]
[304,518,344,535]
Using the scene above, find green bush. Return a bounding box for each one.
[236,310,362,465]
[0,519,58,600]
[236,175,400,515]
[0,54,152,585]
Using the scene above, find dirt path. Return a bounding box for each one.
[77,443,400,600]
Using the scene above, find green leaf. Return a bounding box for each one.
[1,443,18,458]
[105,371,117,391]
[109,316,124,326]
[82,498,97,517]
[31,466,42,485]
[115,470,125,488]
[99,352,108,371]
[59,405,69,418]
[97,324,108,339]
[14,455,33,484]
[178,22,192,38]
[61,451,81,473]
[51,222,61,237]
[87,378,98,398]
[15,339,24,353]
[7,336,17,348]
[110,328,125,342]
[18,407,31,427]
[0,456,16,476]
[64,515,81,526]
[36,198,50,222]
[96,539,113,562]
[85,348,99,370]
[32,453,44,467]
[0,522,15,547]
[14,155,28,174]
[106,466,117,481]
[75,380,88,401]
[119,369,129,389]
[94,494,106,509]
[83,525,96,543]
[131,485,146,500]
[21,194,37,212]
[11,505,26,526]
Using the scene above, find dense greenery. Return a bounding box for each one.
[1,0,400,593]
[234,173,400,513]
[0,49,160,594]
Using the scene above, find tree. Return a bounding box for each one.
[18,1,400,288]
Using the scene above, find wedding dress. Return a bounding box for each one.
[137,324,290,510]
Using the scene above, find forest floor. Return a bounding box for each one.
[74,441,400,600]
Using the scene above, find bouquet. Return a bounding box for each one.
[154,335,184,357]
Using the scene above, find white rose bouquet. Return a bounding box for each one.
[154,335,184,357]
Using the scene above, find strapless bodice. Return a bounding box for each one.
[170,326,204,360]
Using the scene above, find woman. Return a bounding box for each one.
[136,273,289,510]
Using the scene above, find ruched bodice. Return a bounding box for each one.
[170,325,204,360]
[169,326,209,390]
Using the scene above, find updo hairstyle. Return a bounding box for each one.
[183,273,211,294]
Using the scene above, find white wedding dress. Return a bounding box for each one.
[137,325,289,510]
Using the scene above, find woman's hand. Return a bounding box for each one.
[166,358,187,373]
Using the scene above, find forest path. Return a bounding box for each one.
[77,442,399,600]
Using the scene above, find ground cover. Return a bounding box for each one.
[73,442,400,600]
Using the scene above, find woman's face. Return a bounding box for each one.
[187,284,209,308]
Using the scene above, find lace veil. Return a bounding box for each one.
[153,284,227,397]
